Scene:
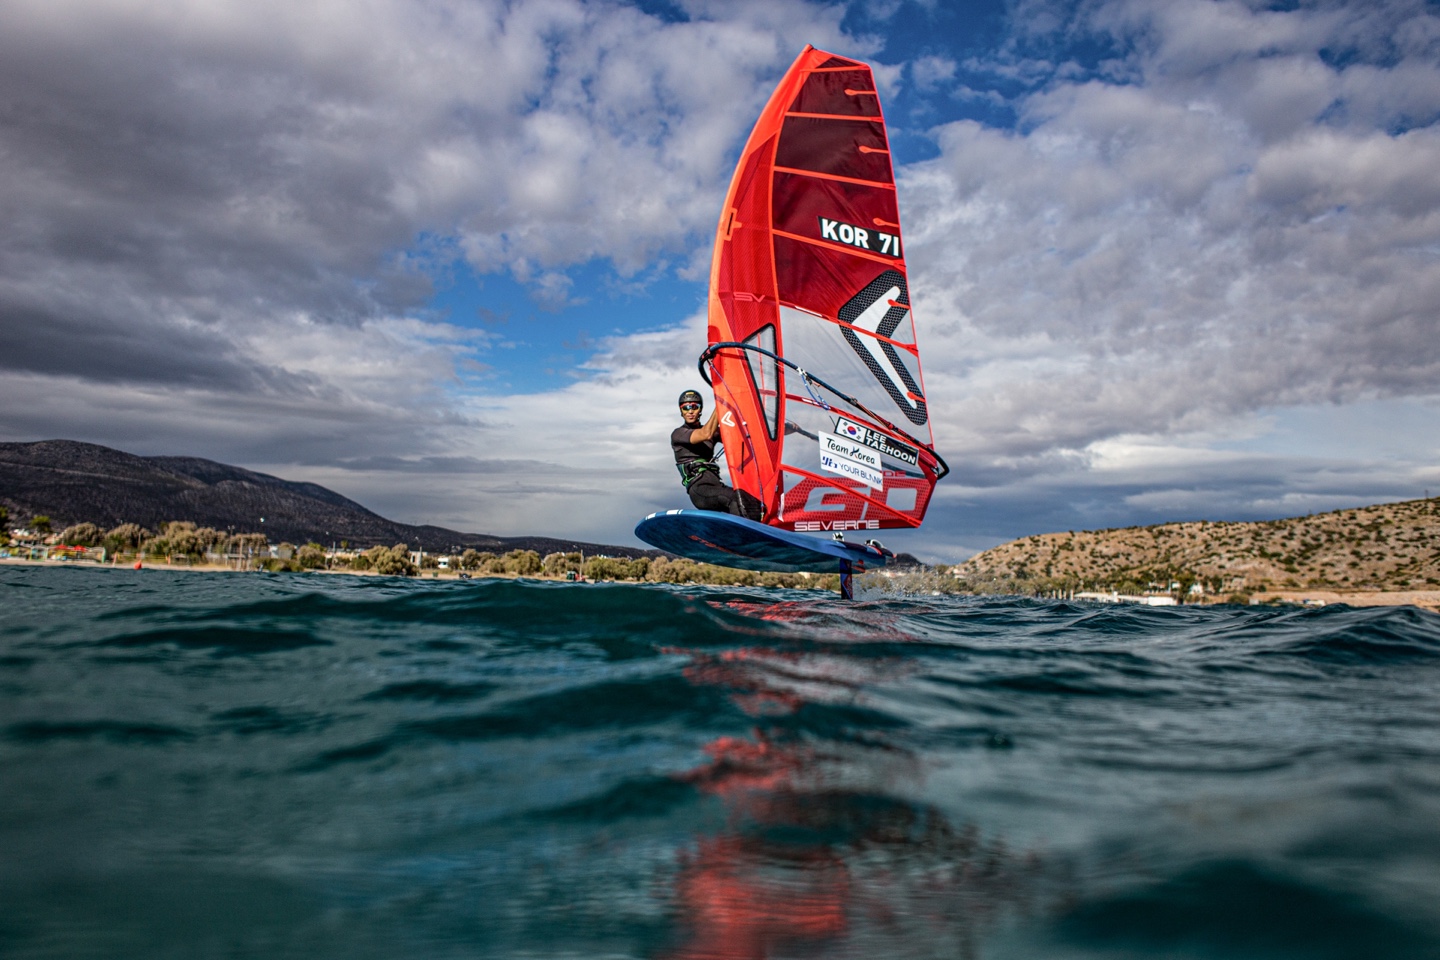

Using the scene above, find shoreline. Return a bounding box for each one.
[4,557,1439,611]
[0,556,537,582]
[1264,588,1440,614]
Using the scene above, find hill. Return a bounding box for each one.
[956,498,1440,599]
[0,440,654,558]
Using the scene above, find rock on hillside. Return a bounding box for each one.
[956,499,1440,596]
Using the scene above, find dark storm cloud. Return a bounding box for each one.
[0,303,256,388]
[0,0,854,462]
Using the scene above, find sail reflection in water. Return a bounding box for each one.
[660,622,1062,959]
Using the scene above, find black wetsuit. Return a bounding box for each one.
[671,424,762,520]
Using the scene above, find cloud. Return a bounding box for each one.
[0,0,859,377]
[910,54,958,91]
[250,309,715,542]
[0,0,858,453]
[902,0,1440,493]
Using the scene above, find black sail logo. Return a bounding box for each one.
[838,270,928,426]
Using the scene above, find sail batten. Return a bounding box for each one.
[705,46,944,533]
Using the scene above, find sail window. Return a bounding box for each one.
[743,325,780,440]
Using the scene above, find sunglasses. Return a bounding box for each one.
[680,403,702,412]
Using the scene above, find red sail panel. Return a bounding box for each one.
[707,46,943,533]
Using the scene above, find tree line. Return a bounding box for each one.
[2,509,843,590]
[2,517,268,557]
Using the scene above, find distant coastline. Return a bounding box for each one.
[0,554,842,592]
[5,555,1438,613]
[949,496,1440,611]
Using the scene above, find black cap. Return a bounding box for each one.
[678,389,703,406]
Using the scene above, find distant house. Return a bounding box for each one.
[49,545,106,563]
[1075,591,1177,606]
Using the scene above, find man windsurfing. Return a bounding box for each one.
[671,390,763,520]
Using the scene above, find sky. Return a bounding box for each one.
[2,0,1439,562]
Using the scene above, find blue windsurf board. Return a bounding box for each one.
[634,510,888,574]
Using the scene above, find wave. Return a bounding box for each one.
[4,566,1440,959]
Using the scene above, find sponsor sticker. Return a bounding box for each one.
[794,520,880,531]
[819,450,884,490]
[819,432,881,470]
[817,217,902,257]
[834,416,920,466]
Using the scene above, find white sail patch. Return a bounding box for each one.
[819,433,884,490]
[819,432,881,469]
[834,417,919,466]
[819,451,883,490]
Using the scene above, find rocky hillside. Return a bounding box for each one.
[956,498,1440,598]
[0,440,654,557]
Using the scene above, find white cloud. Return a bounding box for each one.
[257,310,715,543]
[911,54,958,91]
[900,0,1440,497]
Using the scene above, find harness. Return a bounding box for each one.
[676,454,721,488]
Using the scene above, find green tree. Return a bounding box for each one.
[228,533,267,556]
[194,527,226,554]
[367,544,416,576]
[501,550,543,575]
[644,556,695,583]
[104,523,150,552]
[420,554,441,569]
[460,549,482,571]
[296,543,328,570]
[30,515,52,535]
[58,522,101,546]
[542,552,582,577]
[582,556,650,581]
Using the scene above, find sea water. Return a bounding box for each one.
[2,565,1439,959]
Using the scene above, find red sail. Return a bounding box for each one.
[705,47,946,534]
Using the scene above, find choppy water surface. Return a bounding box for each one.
[3,565,1440,959]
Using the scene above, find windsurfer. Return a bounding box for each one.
[672,390,763,520]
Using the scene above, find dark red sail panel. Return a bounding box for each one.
[706,46,943,533]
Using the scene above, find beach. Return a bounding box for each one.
[4,555,1439,612]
